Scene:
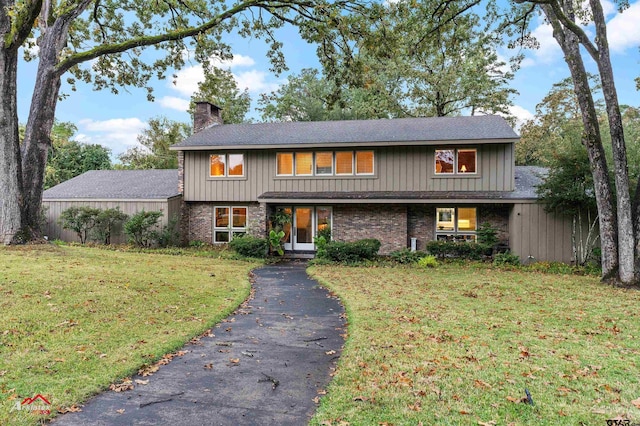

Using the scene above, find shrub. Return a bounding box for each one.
[124,210,163,247]
[476,222,499,247]
[322,239,381,263]
[59,206,101,243]
[317,225,332,242]
[417,255,438,268]
[92,207,128,244]
[425,240,485,260]
[389,248,426,264]
[269,229,286,256]
[229,234,268,258]
[157,215,181,247]
[314,235,328,258]
[493,251,520,266]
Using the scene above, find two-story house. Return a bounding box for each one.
[171,102,573,262]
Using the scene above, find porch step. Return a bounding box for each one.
[283,251,316,260]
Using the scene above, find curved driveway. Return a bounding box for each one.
[53,261,345,426]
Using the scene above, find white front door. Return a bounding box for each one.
[292,207,315,251]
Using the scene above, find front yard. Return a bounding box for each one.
[309,263,640,425]
[0,245,259,425]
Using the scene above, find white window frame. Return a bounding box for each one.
[435,207,477,242]
[209,153,245,178]
[434,148,477,176]
[213,206,248,243]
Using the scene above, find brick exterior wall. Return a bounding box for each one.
[184,202,265,244]
[407,204,511,250]
[408,205,435,251]
[333,204,407,254]
[478,204,510,245]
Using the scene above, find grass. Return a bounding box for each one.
[309,263,640,425]
[0,244,260,425]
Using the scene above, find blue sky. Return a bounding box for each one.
[16,1,640,160]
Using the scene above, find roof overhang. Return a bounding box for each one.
[170,138,518,151]
[257,191,538,204]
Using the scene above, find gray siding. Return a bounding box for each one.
[509,203,573,263]
[42,197,181,244]
[183,143,515,202]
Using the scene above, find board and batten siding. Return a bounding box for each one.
[42,196,182,244]
[509,203,573,263]
[183,143,515,202]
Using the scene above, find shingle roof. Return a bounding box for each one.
[258,166,547,202]
[172,115,518,149]
[43,170,180,200]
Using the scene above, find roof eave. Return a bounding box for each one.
[170,138,519,151]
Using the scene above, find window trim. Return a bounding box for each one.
[275,150,375,178]
[209,153,246,178]
[213,205,248,244]
[434,148,478,177]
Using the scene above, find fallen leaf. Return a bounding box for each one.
[478,421,497,426]
[325,350,336,355]
[204,363,213,370]
[54,358,65,363]
[506,395,526,403]
[57,405,82,414]
[312,396,320,404]
[116,409,125,414]
[632,397,640,408]
[109,378,134,392]
[353,396,369,402]
[138,364,159,377]
[134,379,149,385]
[229,358,240,364]
[474,379,492,389]
[459,410,472,415]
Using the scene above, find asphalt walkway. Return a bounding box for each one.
[53,261,345,426]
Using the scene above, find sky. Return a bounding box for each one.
[15,1,640,160]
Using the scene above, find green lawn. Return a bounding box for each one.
[0,245,259,425]
[309,263,640,425]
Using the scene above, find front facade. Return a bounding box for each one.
[172,102,573,262]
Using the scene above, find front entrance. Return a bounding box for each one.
[279,206,332,252]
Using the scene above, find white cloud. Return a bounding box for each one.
[607,1,640,53]
[522,21,562,67]
[159,96,190,112]
[77,117,147,156]
[168,53,279,99]
[234,70,280,94]
[508,105,535,130]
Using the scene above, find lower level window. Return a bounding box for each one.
[214,206,248,243]
[435,207,477,241]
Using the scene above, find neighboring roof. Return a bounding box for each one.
[258,166,547,203]
[43,170,180,200]
[172,115,519,150]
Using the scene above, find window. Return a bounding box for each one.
[213,206,248,243]
[210,153,245,177]
[335,152,353,175]
[315,152,333,175]
[355,151,374,175]
[435,148,477,175]
[295,152,313,176]
[277,151,372,177]
[277,153,293,176]
[435,207,477,241]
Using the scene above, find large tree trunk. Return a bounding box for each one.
[0,11,24,244]
[541,3,619,278]
[589,0,635,283]
[21,17,69,237]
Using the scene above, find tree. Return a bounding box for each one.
[188,67,251,124]
[118,117,190,169]
[0,0,363,244]
[311,0,516,119]
[510,0,637,283]
[258,68,395,122]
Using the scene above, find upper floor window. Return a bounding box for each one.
[276,151,374,177]
[435,148,476,175]
[210,153,244,177]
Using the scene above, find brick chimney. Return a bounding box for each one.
[193,101,223,133]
